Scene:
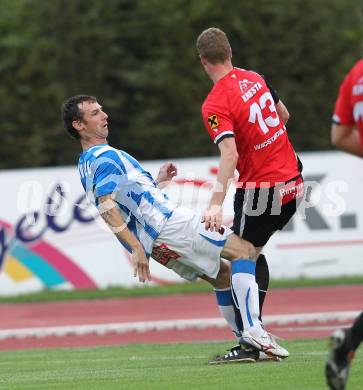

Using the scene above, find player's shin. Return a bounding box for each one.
[231,259,264,338]
[255,254,269,321]
[214,288,243,338]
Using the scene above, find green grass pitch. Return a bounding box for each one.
[0,339,362,390]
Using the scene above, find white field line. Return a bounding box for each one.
[0,310,359,340]
[279,324,350,332]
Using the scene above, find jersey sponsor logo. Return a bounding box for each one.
[239,79,254,93]
[208,114,219,129]
[254,127,286,150]
[353,83,363,96]
[278,176,304,206]
[353,76,363,95]
[151,243,181,266]
[78,161,91,179]
[240,81,263,102]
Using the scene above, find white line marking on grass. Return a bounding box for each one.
[128,355,206,361]
[0,311,359,340]
[280,324,349,332]
[295,352,327,356]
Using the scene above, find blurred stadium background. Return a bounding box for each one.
[0,1,362,388]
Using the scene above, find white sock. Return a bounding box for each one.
[231,259,264,338]
[214,288,242,339]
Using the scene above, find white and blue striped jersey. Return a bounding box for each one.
[78,144,176,256]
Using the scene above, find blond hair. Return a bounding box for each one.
[196,27,231,64]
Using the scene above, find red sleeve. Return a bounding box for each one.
[202,95,235,144]
[333,71,354,126]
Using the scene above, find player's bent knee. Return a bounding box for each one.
[223,234,256,260]
[241,240,256,260]
[219,260,231,283]
[234,236,255,259]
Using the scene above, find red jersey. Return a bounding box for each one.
[202,68,300,187]
[333,59,363,146]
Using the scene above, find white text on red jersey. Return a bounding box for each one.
[241,82,263,102]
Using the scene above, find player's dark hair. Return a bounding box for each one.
[196,27,231,64]
[62,95,97,139]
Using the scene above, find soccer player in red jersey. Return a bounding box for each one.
[326,59,363,390]
[196,28,303,363]
[331,59,363,157]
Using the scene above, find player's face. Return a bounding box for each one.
[77,101,109,139]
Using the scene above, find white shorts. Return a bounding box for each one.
[152,207,233,281]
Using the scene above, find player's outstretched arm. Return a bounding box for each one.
[98,194,151,283]
[331,124,363,157]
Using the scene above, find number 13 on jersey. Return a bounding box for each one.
[248,92,280,134]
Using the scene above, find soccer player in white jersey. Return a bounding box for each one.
[62,94,289,361]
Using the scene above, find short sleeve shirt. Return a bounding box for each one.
[202,68,299,187]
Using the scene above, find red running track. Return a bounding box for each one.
[0,285,362,350]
